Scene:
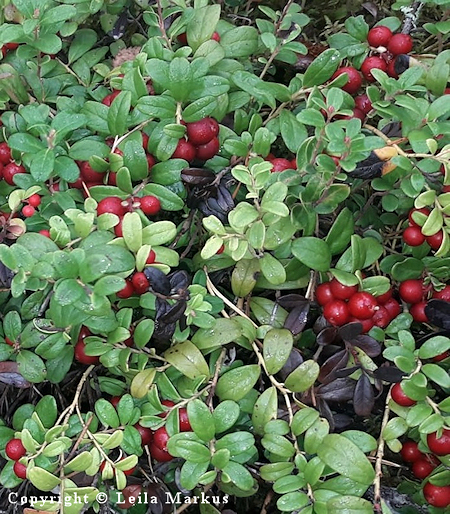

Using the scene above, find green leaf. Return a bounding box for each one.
[27,467,60,491]
[168,433,211,463]
[35,396,57,429]
[280,109,306,153]
[261,433,296,458]
[141,221,177,246]
[183,96,217,122]
[130,368,156,399]
[422,363,450,388]
[277,492,310,512]
[327,495,373,513]
[107,91,132,136]
[180,460,210,490]
[252,387,278,436]
[121,212,142,253]
[123,139,148,181]
[192,318,241,352]
[263,329,293,375]
[285,360,320,393]
[30,149,55,181]
[220,26,259,58]
[95,399,120,428]
[418,336,450,359]
[291,237,331,272]
[260,253,286,285]
[303,49,341,88]
[54,279,85,306]
[213,400,240,434]
[231,259,260,297]
[16,351,46,383]
[187,399,215,442]
[317,434,375,485]
[222,460,254,491]
[165,340,210,380]
[215,365,260,401]
[187,5,221,52]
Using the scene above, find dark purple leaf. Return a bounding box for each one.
[334,365,361,378]
[425,299,450,329]
[313,316,330,334]
[181,167,215,185]
[278,294,308,309]
[0,362,31,388]
[339,322,363,341]
[284,304,310,336]
[144,267,171,295]
[277,348,304,382]
[169,270,190,295]
[317,326,339,346]
[352,335,381,357]
[159,300,186,324]
[318,349,348,384]
[317,397,334,431]
[334,413,353,430]
[353,374,375,416]
[316,377,355,402]
[372,365,405,383]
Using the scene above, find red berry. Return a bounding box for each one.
[0,142,11,164]
[211,32,220,42]
[4,42,19,51]
[347,292,378,319]
[400,440,423,463]
[412,456,439,479]
[391,382,416,407]
[316,283,335,306]
[376,288,392,305]
[216,244,225,255]
[196,137,220,161]
[158,400,175,418]
[433,350,449,362]
[383,298,401,321]
[410,301,429,323]
[172,139,197,161]
[13,461,27,479]
[3,162,25,185]
[387,34,413,56]
[146,249,156,264]
[423,483,450,508]
[386,58,399,79]
[146,154,156,170]
[403,226,426,246]
[97,196,126,217]
[399,279,425,304]
[426,230,443,250]
[186,117,219,146]
[354,94,373,115]
[27,194,41,207]
[367,26,393,47]
[22,205,35,218]
[139,195,161,216]
[177,33,188,45]
[150,427,173,462]
[331,67,362,94]
[323,300,350,326]
[74,340,100,365]
[270,158,293,173]
[110,396,121,408]
[142,133,149,150]
[329,278,358,301]
[78,161,104,183]
[432,285,450,301]
[349,316,374,333]
[409,208,430,227]
[131,272,149,295]
[134,423,153,446]
[179,408,191,432]
[117,279,134,299]
[5,439,26,461]
[118,485,143,510]
[102,90,121,106]
[372,306,390,328]
[361,56,388,82]
[114,219,123,237]
[427,429,450,456]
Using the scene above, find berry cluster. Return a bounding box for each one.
[0,141,26,186]
[173,117,220,162]
[21,193,41,218]
[403,207,444,251]
[4,438,27,479]
[316,278,401,331]
[265,154,297,173]
[398,279,431,323]
[399,431,450,508]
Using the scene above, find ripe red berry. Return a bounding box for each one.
[376,288,392,305]
[432,285,450,301]
[146,249,156,264]
[391,382,416,407]
[102,90,121,106]
[78,161,104,183]
[412,455,439,479]
[13,461,27,479]
[427,429,450,456]
[354,94,373,115]
[139,195,161,216]
[361,56,388,82]
[158,399,175,418]
[5,439,26,461]
[117,279,134,299]
[211,32,220,42]
[171,139,197,162]
[74,340,100,365]
[387,34,413,56]
[403,226,426,246]
[22,205,35,218]
[433,350,449,362]
[216,244,225,255]
[410,301,429,323]
[400,440,423,463]
[134,423,153,446]
[131,272,149,295]
[196,136,220,161]
[179,408,191,432]
[384,298,402,320]
[329,278,358,300]
[110,396,121,408]
[323,300,350,326]
[270,158,293,173]
[372,306,390,328]
[142,133,149,150]
[423,483,450,508]
[27,194,41,207]
[426,230,443,250]
[367,26,393,47]
[347,292,378,319]
[146,154,156,170]
[186,117,219,146]
[315,283,335,306]
[399,279,425,304]
[349,316,374,333]
[386,58,399,79]
[177,32,188,45]
[0,142,12,164]
[114,219,123,237]
[3,162,25,185]
[97,196,126,217]
[150,427,173,462]
[409,208,430,227]
[331,67,362,94]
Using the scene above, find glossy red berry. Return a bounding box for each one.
[196,136,220,161]
[134,423,153,446]
[102,90,121,106]
[391,382,416,407]
[423,483,450,508]
[179,408,191,432]
[387,34,413,56]
[78,161,104,183]
[403,226,426,246]
[270,158,293,173]
[22,205,35,218]
[117,279,134,299]
[216,244,225,255]
[349,316,374,333]
[146,154,156,170]
[0,142,12,165]
[426,230,443,250]
[172,139,197,162]
[186,117,219,146]
[432,285,450,301]
[3,162,25,185]
[410,301,429,323]
[27,194,41,207]
[150,427,173,462]
[109,396,121,408]
[354,94,373,115]
[146,249,156,264]
[412,455,439,479]
[96,196,126,217]
[408,208,430,227]
[74,340,100,365]
[329,279,358,301]
[400,440,423,463]
[211,32,220,42]
[376,288,392,305]
[383,298,401,320]
[347,292,378,319]
[331,67,362,94]
[361,56,387,82]
[315,283,334,306]
[399,279,425,304]
[427,429,450,456]
[5,439,26,460]
[13,461,27,479]
[142,133,149,150]
[158,399,175,418]
[367,26,393,47]
[131,272,149,295]
[323,300,350,326]
[139,196,161,216]
[433,350,449,362]
[372,306,390,328]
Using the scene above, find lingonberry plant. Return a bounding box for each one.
[0,1,448,513]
